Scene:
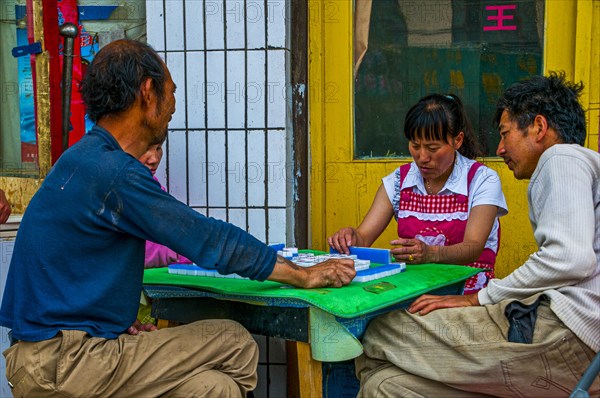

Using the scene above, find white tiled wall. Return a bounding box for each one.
[148,0,292,246]
[146,1,292,396]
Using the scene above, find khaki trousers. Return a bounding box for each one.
[356,298,599,397]
[4,319,258,398]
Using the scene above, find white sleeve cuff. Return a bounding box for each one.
[477,288,493,305]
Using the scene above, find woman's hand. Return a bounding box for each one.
[328,227,360,254]
[327,184,396,255]
[390,238,435,264]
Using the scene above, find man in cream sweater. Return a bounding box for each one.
[356,72,599,397]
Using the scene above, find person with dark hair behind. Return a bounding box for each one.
[329,93,507,293]
[0,39,355,397]
[355,72,599,396]
[138,140,193,269]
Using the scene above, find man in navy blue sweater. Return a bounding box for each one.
[0,39,355,397]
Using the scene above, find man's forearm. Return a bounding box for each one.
[266,255,309,287]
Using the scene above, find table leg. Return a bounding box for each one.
[286,341,323,398]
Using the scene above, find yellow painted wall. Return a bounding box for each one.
[308,0,599,278]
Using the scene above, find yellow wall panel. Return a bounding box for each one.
[0,177,42,215]
[544,0,577,76]
[321,162,399,246]
[579,0,600,151]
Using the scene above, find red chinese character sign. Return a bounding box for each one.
[484,5,517,31]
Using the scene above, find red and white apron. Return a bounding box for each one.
[397,162,499,294]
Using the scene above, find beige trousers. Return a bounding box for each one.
[4,319,258,398]
[356,298,599,397]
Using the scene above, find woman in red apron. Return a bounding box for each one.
[328,94,507,293]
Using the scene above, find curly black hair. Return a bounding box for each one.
[404,93,482,159]
[80,39,165,122]
[493,71,586,145]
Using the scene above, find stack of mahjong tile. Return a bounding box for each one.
[351,263,405,282]
[167,246,406,283]
[168,264,248,279]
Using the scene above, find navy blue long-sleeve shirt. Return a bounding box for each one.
[0,126,276,341]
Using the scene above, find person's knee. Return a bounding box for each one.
[357,363,411,398]
[218,319,256,347]
[197,371,242,398]
[168,369,244,398]
[358,371,390,398]
[182,320,259,389]
[200,320,257,360]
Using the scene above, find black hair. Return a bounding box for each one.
[404,94,482,159]
[80,39,166,122]
[493,71,586,145]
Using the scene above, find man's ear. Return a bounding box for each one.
[139,78,154,106]
[533,114,549,142]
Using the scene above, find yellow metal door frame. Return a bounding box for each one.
[308,0,599,277]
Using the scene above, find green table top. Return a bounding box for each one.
[143,262,479,319]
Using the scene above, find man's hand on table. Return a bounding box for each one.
[408,293,480,315]
[127,319,158,335]
[267,255,356,289]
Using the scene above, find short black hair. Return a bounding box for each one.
[404,93,482,159]
[80,39,165,122]
[493,72,586,144]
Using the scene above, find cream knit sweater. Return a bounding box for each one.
[478,144,600,352]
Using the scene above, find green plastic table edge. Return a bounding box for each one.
[143,262,480,319]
